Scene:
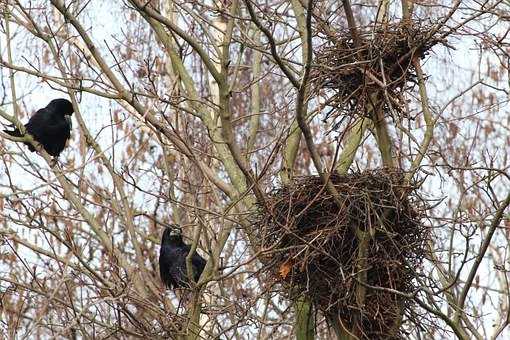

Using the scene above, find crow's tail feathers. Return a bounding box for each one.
[3,129,23,137]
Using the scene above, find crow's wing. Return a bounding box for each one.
[24,108,71,156]
[160,245,192,288]
[160,244,207,288]
[26,108,71,136]
[159,245,176,288]
[2,109,51,153]
[191,252,206,282]
[181,244,207,282]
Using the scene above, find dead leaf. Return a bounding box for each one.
[279,261,292,279]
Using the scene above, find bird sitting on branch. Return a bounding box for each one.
[159,224,206,289]
[3,98,74,159]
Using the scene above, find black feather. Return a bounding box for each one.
[3,98,74,157]
[159,225,206,289]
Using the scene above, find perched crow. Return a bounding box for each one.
[159,224,206,289]
[3,98,74,158]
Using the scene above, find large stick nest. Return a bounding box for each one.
[255,169,428,339]
[310,22,445,125]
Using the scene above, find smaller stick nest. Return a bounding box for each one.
[255,169,428,339]
[310,22,445,124]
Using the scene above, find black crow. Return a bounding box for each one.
[3,98,74,158]
[159,224,206,289]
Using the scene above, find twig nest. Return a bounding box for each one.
[310,22,445,126]
[256,169,428,339]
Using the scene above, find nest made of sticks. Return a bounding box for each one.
[255,169,428,339]
[311,22,445,125]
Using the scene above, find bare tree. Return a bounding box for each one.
[0,0,509,339]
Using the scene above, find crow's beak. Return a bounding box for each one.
[169,230,180,237]
[64,115,72,129]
